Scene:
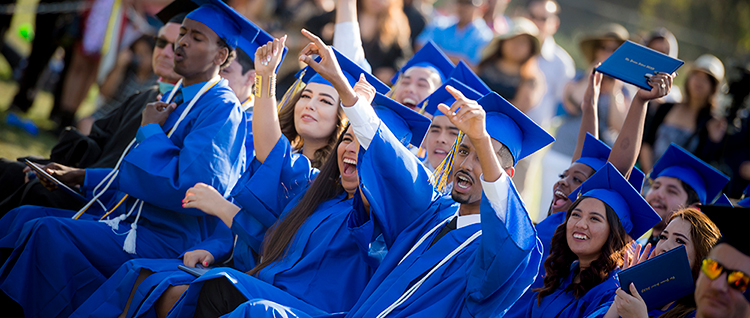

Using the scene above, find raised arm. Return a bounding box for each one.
[437,86,541,316]
[333,0,372,72]
[607,72,673,178]
[253,35,288,164]
[572,71,603,162]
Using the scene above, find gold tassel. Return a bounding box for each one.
[278,68,306,112]
[429,131,464,192]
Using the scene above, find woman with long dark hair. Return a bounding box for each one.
[603,208,721,318]
[506,163,661,318]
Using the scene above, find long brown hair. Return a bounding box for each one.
[658,208,721,318]
[536,197,631,303]
[277,85,347,168]
[477,35,539,80]
[358,0,411,51]
[247,124,350,277]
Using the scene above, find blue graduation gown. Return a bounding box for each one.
[507,211,566,315]
[506,263,620,318]
[168,191,374,317]
[343,124,541,318]
[71,136,316,318]
[0,79,247,318]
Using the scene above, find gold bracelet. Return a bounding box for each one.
[254,74,262,98]
[254,74,276,99]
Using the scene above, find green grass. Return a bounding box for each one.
[0,0,99,160]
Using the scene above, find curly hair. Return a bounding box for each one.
[536,197,631,303]
[277,85,347,168]
[658,208,721,318]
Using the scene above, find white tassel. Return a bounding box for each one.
[99,214,126,230]
[123,200,144,255]
[123,223,137,254]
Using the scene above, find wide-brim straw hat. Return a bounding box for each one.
[692,54,724,82]
[480,17,541,62]
[579,23,629,64]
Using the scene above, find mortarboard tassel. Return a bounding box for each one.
[429,131,464,192]
[278,69,305,112]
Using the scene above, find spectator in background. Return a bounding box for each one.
[483,0,510,34]
[540,23,630,217]
[643,27,682,104]
[640,54,724,173]
[304,0,411,84]
[415,0,493,66]
[78,35,159,134]
[403,0,427,48]
[524,0,575,130]
[477,17,544,114]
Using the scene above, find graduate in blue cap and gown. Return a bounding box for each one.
[388,41,454,114]
[507,163,661,318]
[0,1,255,316]
[641,143,730,247]
[67,9,288,317]
[159,35,423,318]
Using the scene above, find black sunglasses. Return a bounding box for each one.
[154,36,175,50]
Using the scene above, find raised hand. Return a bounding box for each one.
[255,35,287,76]
[582,70,604,110]
[298,29,358,106]
[635,72,674,101]
[182,249,215,267]
[352,74,376,105]
[436,85,487,141]
[623,242,652,270]
[141,101,177,127]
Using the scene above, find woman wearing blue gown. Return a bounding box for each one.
[603,208,720,318]
[506,163,661,318]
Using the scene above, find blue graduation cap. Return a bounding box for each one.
[575,132,645,191]
[237,26,287,73]
[568,163,661,239]
[650,144,729,204]
[713,194,733,207]
[478,92,554,165]
[183,0,260,50]
[372,92,431,147]
[390,41,455,85]
[156,0,195,24]
[294,46,390,93]
[447,61,492,95]
[419,79,482,117]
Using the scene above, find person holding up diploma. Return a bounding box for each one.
[603,207,720,318]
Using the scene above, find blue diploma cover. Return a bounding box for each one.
[595,40,684,91]
[617,245,694,310]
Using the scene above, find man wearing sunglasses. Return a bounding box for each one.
[696,206,750,318]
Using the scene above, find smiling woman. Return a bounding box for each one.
[278,79,346,168]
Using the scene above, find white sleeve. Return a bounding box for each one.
[479,172,511,223]
[341,97,380,150]
[333,22,372,73]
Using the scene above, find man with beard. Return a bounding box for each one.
[0,0,255,316]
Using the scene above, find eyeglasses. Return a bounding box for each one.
[154,36,175,50]
[702,258,750,293]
